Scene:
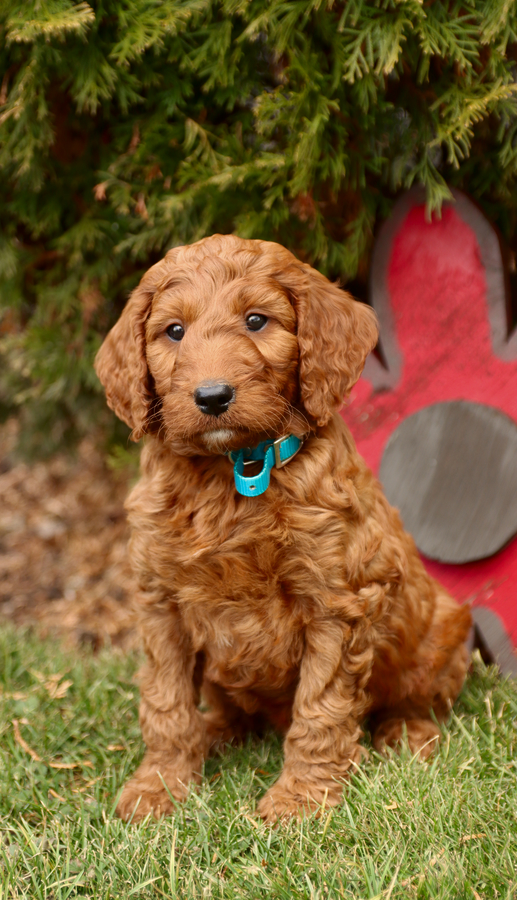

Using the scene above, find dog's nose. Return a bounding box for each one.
[194,383,235,417]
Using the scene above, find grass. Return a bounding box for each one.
[0,626,516,900]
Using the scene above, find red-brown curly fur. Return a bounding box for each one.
[95,235,471,823]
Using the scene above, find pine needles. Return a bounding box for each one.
[2,0,517,452]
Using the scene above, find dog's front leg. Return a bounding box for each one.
[258,618,371,823]
[117,596,206,822]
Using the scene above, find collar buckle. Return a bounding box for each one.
[272,435,303,469]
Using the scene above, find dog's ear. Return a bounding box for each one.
[291,265,378,427]
[95,269,159,441]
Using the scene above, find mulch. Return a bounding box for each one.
[0,420,137,650]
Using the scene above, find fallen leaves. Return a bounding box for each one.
[0,420,136,652]
[12,719,93,770]
[12,718,41,762]
[460,833,486,844]
[0,689,28,701]
[400,849,446,889]
[30,669,73,699]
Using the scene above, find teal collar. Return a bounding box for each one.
[228,434,305,497]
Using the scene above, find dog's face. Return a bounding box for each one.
[95,235,378,453]
[145,267,300,454]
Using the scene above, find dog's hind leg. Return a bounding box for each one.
[370,592,471,760]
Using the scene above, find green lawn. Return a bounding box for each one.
[0,626,516,900]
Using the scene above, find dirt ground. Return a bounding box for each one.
[0,420,137,650]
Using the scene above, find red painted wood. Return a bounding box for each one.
[341,200,517,651]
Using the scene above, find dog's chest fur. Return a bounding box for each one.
[127,435,370,694]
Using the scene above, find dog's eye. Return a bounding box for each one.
[166,323,185,342]
[246,314,268,332]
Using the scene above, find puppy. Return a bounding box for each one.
[95,234,471,823]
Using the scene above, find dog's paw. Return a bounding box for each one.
[116,756,199,822]
[257,785,305,824]
[257,775,343,825]
[117,779,181,822]
[373,717,441,760]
